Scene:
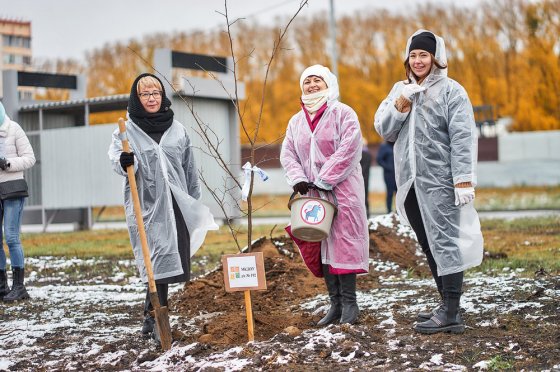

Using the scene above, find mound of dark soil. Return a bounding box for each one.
[171,218,424,346]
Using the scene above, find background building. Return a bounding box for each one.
[2,49,243,230]
[0,18,33,101]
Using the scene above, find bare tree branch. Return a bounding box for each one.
[198,173,242,252]
[127,0,308,254]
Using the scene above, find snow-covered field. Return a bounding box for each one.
[1,255,558,371]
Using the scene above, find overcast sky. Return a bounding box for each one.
[1,0,481,63]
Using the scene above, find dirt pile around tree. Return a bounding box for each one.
[171,214,424,346]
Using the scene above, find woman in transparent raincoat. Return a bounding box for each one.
[374,30,483,334]
[108,73,217,336]
[281,65,369,325]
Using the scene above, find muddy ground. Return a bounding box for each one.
[1,214,559,371]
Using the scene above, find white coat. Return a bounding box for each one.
[0,115,36,183]
[374,29,483,276]
[108,118,217,282]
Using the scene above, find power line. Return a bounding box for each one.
[206,0,304,32]
[243,0,302,19]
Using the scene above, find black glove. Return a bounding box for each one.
[293,181,309,195]
[0,157,10,171]
[119,152,135,171]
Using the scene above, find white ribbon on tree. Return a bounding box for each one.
[241,162,269,201]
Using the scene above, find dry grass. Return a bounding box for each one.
[93,186,560,221]
[479,216,560,273]
[20,229,131,258]
[5,186,559,275]
[475,185,560,211]
[6,216,557,276]
[14,224,283,260]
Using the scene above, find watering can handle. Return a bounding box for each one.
[288,183,338,214]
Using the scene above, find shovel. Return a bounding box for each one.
[118,118,172,350]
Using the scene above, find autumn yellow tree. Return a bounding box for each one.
[32,0,560,138]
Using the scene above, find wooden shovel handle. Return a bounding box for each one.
[118,118,157,295]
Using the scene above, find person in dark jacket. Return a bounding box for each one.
[360,139,372,217]
[376,141,397,213]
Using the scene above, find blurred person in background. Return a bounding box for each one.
[281,64,369,325]
[360,138,372,217]
[374,30,483,334]
[376,141,397,213]
[0,101,36,302]
[108,73,216,336]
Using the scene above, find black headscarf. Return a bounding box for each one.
[128,73,174,134]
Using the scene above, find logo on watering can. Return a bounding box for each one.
[300,200,326,225]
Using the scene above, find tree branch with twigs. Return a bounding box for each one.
[129,0,308,252]
[214,0,309,248]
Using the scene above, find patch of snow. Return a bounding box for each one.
[476,318,499,327]
[430,353,443,365]
[85,343,103,356]
[97,350,129,367]
[379,311,397,327]
[369,258,402,273]
[274,353,292,365]
[368,213,418,240]
[473,360,489,369]
[0,359,14,370]
[301,327,346,351]
[505,342,519,352]
[331,349,356,363]
[387,339,400,351]
[369,213,395,230]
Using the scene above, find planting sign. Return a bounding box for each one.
[300,200,326,225]
[222,252,267,292]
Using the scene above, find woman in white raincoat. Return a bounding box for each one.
[108,73,217,336]
[281,65,369,325]
[374,30,483,334]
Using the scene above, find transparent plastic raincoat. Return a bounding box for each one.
[374,29,483,276]
[109,118,218,282]
[281,69,369,272]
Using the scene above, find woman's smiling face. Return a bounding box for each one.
[302,75,328,95]
[408,49,433,80]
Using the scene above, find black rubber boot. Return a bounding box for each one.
[414,297,464,334]
[317,265,342,326]
[142,313,156,335]
[417,300,443,322]
[417,295,462,323]
[0,270,10,299]
[142,284,169,334]
[339,273,359,324]
[3,267,30,302]
[417,289,444,321]
[414,272,464,334]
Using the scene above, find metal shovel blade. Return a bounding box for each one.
[149,292,172,350]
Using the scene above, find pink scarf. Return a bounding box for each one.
[300,102,328,132]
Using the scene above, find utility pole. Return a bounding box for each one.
[328,0,338,79]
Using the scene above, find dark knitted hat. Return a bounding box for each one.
[409,32,436,55]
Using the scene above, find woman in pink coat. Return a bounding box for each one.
[281,64,369,325]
